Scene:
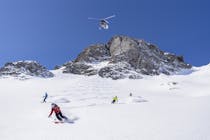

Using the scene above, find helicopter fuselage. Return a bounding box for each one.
[99,20,109,29]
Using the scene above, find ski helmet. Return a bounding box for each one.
[51,103,56,107]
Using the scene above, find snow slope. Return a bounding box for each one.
[1,64,210,140]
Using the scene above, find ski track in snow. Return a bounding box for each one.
[1,65,210,140]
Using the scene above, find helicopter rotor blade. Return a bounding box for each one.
[104,19,109,24]
[88,17,100,20]
[104,15,116,20]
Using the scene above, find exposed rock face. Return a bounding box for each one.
[74,44,110,63]
[107,36,191,75]
[0,61,54,78]
[62,35,192,79]
[63,62,97,76]
[98,62,142,80]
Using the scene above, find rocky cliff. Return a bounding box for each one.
[61,35,192,79]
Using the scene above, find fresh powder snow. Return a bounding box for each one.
[1,64,210,140]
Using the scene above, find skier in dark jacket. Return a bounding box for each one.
[48,103,68,121]
[42,92,48,103]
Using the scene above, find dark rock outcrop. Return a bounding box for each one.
[74,44,110,63]
[63,62,97,76]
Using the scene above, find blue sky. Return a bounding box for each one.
[0,0,209,69]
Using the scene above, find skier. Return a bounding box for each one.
[129,93,132,97]
[42,92,48,103]
[48,103,68,121]
[112,96,118,104]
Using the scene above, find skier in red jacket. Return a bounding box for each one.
[48,103,68,121]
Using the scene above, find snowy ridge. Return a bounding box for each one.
[0,60,54,79]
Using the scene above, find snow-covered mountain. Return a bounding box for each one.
[0,61,54,79]
[0,63,210,140]
[61,35,192,79]
[0,35,192,80]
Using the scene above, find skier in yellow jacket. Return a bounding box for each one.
[112,96,118,104]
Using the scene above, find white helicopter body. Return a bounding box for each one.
[88,15,115,30]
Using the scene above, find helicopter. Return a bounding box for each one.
[88,15,116,30]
